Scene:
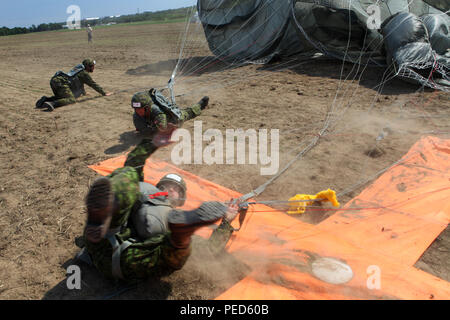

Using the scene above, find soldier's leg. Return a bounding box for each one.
[179,96,209,123]
[107,166,141,227]
[83,167,142,277]
[49,77,76,108]
[123,138,159,181]
[53,86,76,108]
[120,201,228,280]
[35,77,61,108]
[120,235,191,280]
[35,96,49,108]
[85,166,141,231]
[179,103,202,123]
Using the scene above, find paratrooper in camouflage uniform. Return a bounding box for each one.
[82,130,241,281]
[35,59,111,112]
[131,88,209,138]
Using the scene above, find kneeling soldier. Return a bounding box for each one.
[35,59,112,112]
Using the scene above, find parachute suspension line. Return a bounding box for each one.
[175,2,287,95]
[238,0,425,203]
[333,68,395,192]
[322,0,416,133]
[168,5,197,105]
[181,2,346,202]
[211,0,288,67]
[239,122,332,203]
[330,59,442,199]
[175,1,288,83]
[335,0,444,174]
[321,0,355,133]
[168,57,313,100]
[322,0,424,135]
[325,47,392,135]
[175,47,308,98]
[174,1,267,79]
[171,1,447,204]
[173,5,321,99]
[325,57,407,196]
[188,0,254,59]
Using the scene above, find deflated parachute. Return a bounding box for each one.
[292,0,449,89]
[422,0,450,13]
[197,0,450,90]
[291,0,445,63]
[381,11,450,90]
[197,0,304,63]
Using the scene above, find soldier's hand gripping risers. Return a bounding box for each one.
[206,200,249,255]
[167,202,228,250]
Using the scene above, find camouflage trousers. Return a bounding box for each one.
[48,76,76,107]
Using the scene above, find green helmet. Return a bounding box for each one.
[82,59,96,68]
[156,173,187,207]
[131,92,152,109]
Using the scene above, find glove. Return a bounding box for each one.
[198,96,209,110]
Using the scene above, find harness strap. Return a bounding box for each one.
[106,234,134,280]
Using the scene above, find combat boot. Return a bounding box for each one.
[35,96,48,109]
[84,177,115,243]
[168,201,227,249]
[43,101,55,112]
[198,96,209,110]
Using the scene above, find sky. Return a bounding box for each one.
[0,0,197,28]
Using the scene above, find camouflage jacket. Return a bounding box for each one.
[76,70,106,96]
[54,65,106,96]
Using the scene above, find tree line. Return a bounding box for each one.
[0,7,194,37]
[0,22,65,36]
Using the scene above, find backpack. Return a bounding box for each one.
[54,64,86,98]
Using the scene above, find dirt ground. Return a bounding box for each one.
[0,22,448,299]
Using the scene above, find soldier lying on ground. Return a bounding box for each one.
[131,88,209,138]
[80,126,245,281]
[35,59,112,112]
